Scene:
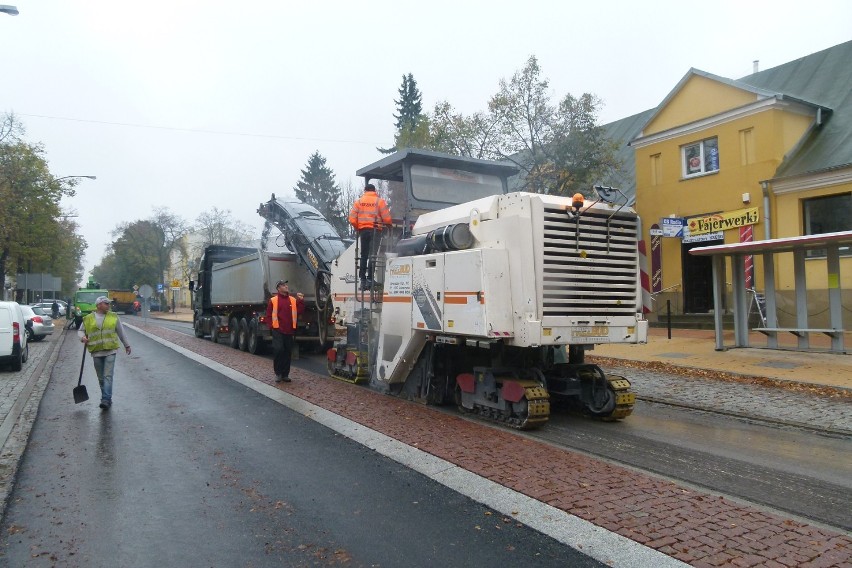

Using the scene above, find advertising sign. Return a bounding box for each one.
[686,207,759,236]
[682,231,724,244]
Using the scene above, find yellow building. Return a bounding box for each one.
[618,41,851,327]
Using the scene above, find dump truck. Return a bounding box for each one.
[189,244,325,353]
[109,289,138,314]
[259,148,648,430]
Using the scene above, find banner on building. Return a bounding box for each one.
[650,224,662,294]
[638,240,652,314]
[740,225,754,290]
[686,207,759,236]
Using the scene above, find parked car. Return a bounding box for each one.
[0,301,29,371]
[23,305,55,341]
[32,300,66,317]
[148,298,162,312]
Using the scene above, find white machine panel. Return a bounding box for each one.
[443,249,513,337]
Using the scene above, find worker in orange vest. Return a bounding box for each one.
[265,280,305,383]
[348,182,391,288]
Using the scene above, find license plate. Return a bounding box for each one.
[572,326,609,337]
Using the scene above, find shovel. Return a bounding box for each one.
[73,345,89,404]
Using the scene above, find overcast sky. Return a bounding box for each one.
[3,0,851,286]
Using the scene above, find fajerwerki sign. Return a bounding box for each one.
[686,207,759,236]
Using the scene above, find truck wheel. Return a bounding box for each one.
[228,317,240,349]
[247,319,262,355]
[194,317,205,338]
[211,318,221,343]
[238,318,249,351]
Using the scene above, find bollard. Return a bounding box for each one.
[667,299,672,339]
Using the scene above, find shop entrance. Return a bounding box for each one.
[682,237,723,313]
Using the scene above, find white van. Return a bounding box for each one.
[0,301,29,371]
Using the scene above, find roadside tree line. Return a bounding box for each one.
[297,56,623,239]
[0,114,87,300]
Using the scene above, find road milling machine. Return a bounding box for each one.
[259,149,648,429]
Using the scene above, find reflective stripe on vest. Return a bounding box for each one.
[270,295,297,330]
[83,312,121,352]
[349,192,391,230]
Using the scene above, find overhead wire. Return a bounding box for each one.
[16,112,381,146]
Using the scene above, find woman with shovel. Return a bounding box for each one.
[78,296,132,410]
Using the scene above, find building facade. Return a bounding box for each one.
[623,41,851,327]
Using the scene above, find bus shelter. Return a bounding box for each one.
[689,231,850,353]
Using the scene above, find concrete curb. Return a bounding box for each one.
[0,328,66,517]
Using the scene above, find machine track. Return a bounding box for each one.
[456,380,551,430]
[604,376,635,420]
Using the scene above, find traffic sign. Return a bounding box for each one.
[661,217,684,238]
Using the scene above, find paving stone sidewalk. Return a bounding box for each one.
[133,322,852,568]
[606,363,852,435]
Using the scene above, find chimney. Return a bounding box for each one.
[753,60,759,73]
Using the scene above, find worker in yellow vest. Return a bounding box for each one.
[265,280,305,382]
[78,296,132,410]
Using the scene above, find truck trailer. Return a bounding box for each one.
[190,244,325,353]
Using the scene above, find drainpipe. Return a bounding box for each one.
[760,181,771,240]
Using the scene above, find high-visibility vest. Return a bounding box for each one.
[83,312,121,352]
[349,191,391,230]
[270,295,298,330]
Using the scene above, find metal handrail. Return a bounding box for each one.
[650,284,680,301]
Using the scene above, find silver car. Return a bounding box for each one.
[32,301,66,317]
[22,305,55,341]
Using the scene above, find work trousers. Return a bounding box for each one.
[91,353,116,402]
[358,229,377,281]
[271,329,295,378]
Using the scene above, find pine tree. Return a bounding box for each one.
[378,73,424,154]
[293,151,346,236]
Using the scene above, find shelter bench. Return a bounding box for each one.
[753,327,843,339]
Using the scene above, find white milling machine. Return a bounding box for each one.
[324,149,647,430]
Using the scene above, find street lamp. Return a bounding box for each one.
[56,175,97,182]
[0,5,18,16]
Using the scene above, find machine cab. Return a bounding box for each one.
[356,148,519,237]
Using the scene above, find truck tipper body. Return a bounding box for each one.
[190,244,324,353]
[109,289,137,314]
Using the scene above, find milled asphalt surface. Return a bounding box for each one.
[2,312,850,567]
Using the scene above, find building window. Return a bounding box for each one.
[681,137,720,178]
[739,128,755,165]
[803,192,851,257]
[650,153,662,186]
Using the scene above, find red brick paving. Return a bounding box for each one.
[135,323,852,567]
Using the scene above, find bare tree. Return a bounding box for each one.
[195,207,255,248]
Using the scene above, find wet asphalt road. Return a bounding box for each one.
[153,319,852,531]
[0,328,604,567]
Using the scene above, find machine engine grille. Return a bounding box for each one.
[541,206,639,317]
